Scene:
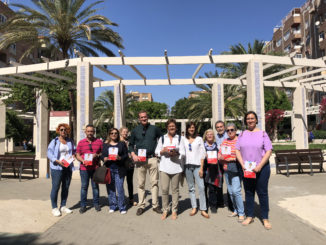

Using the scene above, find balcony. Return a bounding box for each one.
[292,30,302,40]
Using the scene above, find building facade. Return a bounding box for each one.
[129,91,153,102]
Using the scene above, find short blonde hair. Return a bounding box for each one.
[203,129,215,142]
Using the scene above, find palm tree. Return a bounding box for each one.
[0,0,124,139]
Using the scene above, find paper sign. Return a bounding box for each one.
[138,149,147,162]
[223,163,228,171]
[244,161,256,178]
[62,155,74,168]
[207,151,218,164]
[221,146,231,155]
[108,147,118,160]
[84,153,93,166]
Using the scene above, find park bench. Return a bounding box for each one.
[0,155,38,181]
[275,149,325,177]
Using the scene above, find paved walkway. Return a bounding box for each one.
[0,172,326,245]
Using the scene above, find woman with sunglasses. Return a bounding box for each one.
[155,118,185,220]
[102,128,128,214]
[202,129,222,214]
[119,127,137,207]
[183,122,209,218]
[47,123,75,217]
[235,111,273,230]
[218,123,245,222]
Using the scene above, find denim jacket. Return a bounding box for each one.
[47,137,75,170]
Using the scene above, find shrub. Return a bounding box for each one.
[312,130,326,139]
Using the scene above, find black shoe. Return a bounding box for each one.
[95,205,101,212]
[79,206,87,214]
[153,206,163,214]
[210,207,217,214]
[217,204,225,208]
[136,208,144,216]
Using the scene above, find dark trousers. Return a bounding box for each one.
[243,163,270,219]
[126,168,134,200]
[80,169,99,207]
[50,168,72,209]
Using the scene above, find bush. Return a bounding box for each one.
[312,130,326,139]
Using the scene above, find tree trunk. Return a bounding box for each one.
[68,89,77,142]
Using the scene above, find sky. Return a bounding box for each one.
[19,0,307,109]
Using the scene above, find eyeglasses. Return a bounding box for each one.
[110,132,118,135]
[88,144,93,152]
[188,143,192,152]
[226,129,235,132]
[60,128,66,132]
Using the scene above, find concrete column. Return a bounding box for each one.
[212,83,224,131]
[76,62,93,143]
[6,138,14,153]
[0,100,5,155]
[35,90,49,178]
[246,59,265,131]
[114,84,126,129]
[293,86,309,149]
[181,120,186,135]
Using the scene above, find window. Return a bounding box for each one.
[283,30,290,41]
[295,53,303,58]
[0,14,7,23]
[9,43,16,55]
[319,32,325,42]
[305,20,309,29]
[276,38,282,47]
[284,44,291,53]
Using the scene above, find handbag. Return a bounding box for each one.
[93,166,111,184]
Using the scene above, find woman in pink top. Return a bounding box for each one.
[235,111,273,230]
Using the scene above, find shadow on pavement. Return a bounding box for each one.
[0,233,60,245]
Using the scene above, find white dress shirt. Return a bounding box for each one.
[183,136,206,166]
[155,134,185,174]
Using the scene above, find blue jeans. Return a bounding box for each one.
[185,165,207,211]
[50,168,72,209]
[80,169,99,207]
[243,163,270,219]
[224,172,245,216]
[106,166,126,211]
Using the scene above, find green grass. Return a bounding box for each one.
[272,144,326,151]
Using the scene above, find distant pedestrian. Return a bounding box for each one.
[76,124,103,214]
[236,111,273,230]
[102,128,128,214]
[183,122,209,219]
[47,123,75,217]
[129,110,163,216]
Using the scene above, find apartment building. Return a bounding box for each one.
[188,90,209,98]
[129,91,153,102]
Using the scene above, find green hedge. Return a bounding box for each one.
[312,130,326,139]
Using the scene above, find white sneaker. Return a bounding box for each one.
[52,208,61,217]
[109,209,115,213]
[60,206,73,214]
[120,211,127,215]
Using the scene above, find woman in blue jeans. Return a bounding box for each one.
[47,123,75,217]
[101,128,128,214]
[183,122,209,218]
[218,123,245,222]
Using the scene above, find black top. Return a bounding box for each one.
[128,123,162,156]
[101,141,128,168]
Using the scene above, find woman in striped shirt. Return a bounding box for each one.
[218,123,245,222]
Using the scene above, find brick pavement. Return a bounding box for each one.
[0,172,326,245]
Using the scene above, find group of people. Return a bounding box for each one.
[47,110,273,230]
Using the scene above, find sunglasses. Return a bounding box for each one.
[88,144,93,152]
[226,129,235,132]
[188,143,192,152]
[110,132,118,135]
[60,128,66,132]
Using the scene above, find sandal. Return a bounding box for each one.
[171,212,178,220]
[238,216,245,223]
[201,211,210,219]
[161,212,168,220]
[228,212,238,217]
[263,219,272,230]
[189,208,197,216]
[242,217,254,226]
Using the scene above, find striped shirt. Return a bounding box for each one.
[218,137,237,161]
[76,138,103,170]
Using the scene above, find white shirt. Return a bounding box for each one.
[59,143,69,160]
[155,134,185,174]
[183,136,206,166]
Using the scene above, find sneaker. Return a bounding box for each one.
[94,205,101,212]
[79,206,87,214]
[109,209,115,214]
[60,206,73,214]
[120,210,127,215]
[52,208,61,217]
